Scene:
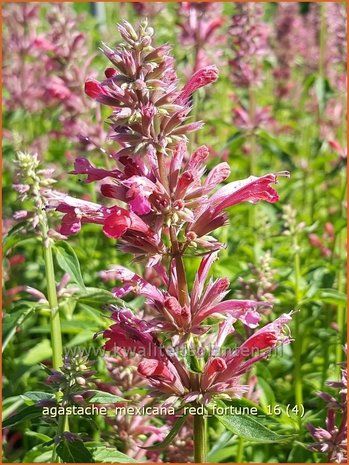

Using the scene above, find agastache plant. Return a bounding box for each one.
[51,20,291,461]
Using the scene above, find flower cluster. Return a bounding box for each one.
[85,20,219,160]
[3,3,105,152]
[228,3,273,136]
[229,3,270,89]
[52,18,291,425]
[177,2,224,73]
[272,3,309,98]
[307,348,347,463]
[95,355,167,461]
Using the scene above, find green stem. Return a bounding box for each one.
[193,411,207,463]
[319,3,326,81]
[335,195,346,371]
[248,85,258,256]
[236,437,244,462]
[293,234,303,410]
[43,243,63,371]
[52,388,70,462]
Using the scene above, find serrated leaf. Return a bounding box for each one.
[56,438,94,463]
[214,401,290,443]
[87,390,130,404]
[2,404,43,428]
[54,241,86,290]
[91,447,137,463]
[142,415,187,450]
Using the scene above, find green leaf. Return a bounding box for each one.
[21,339,52,365]
[91,447,137,463]
[256,129,295,168]
[2,404,43,428]
[77,288,115,306]
[56,438,94,463]
[20,391,55,404]
[223,131,246,151]
[54,241,86,290]
[214,402,290,443]
[142,415,187,450]
[87,390,130,404]
[314,76,333,114]
[3,306,38,352]
[3,222,38,255]
[316,289,346,306]
[25,430,53,443]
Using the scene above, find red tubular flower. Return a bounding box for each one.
[103,307,167,361]
[199,313,292,399]
[177,65,219,104]
[201,357,227,391]
[70,158,123,183]
[138,359,174,380]
[103,211,132,239]
[189,172,290,237]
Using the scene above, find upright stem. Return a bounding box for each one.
[43,243,63,371]
[157,149,205,460]
[293,234,303,411]
[37,195,68,459]
[193,411,207,463]
[335,172,346,371]
[318,3,326,81]
[248,85,257,241]
[236,437,244,463]
[170,226,189,306]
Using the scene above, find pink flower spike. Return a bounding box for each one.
[177,65,219,104]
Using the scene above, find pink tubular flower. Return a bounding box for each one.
[105,251,269,337]
[45,190,151,240]
[70,158,123,183]
[177,65,219,104]
[199,313,292,401]
[189,172,290,237]
[103,307,166,360]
